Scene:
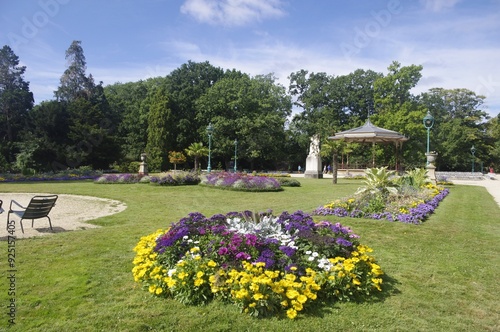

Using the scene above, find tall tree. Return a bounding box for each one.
[419,88,489,170]
[196,71,291,169]
[105,80,150,161]
[54,40,94,102]
[145,85,174,171]
[165,61,224,149]
[372,61,426,168]
[0,45,34,166]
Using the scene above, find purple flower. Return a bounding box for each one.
[279,245,296,257]
[235,252,251,260]
[218,247,229,255]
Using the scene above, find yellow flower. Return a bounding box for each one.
[296,294,307,304]
[194,278,204,287]
[207,260,217,267]
[286,308,297,319]
[197,271,205,278]
[286,289,299,299]
[292,300,303,311]
[253,293,264,301]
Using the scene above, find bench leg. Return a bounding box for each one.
[47,216,53,231]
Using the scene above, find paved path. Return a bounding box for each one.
[450,176,500,208]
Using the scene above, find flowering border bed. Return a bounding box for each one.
[313,186,450,224]
[200,172,283,192]
[95,172,201,186]
[132,211,384,319]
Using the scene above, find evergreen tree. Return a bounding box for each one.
[145,85,174,171]
[55,40,94,102]
[0,45,34,166]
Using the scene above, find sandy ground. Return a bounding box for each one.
[0,193,126,240]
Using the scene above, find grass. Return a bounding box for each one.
[0,178,499,331]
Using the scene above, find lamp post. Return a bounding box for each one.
[423,110,434,155]
[234,139,238,173]
[470,145,476,173]
[206,123,214,173]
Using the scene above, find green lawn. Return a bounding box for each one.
[0,178,499,331]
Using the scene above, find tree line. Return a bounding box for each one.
[1,41,499,174]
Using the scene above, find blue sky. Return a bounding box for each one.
[1,0,499,117]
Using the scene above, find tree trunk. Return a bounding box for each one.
[332,152,338,184]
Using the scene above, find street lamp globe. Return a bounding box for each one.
[423,111,434,155]
[470,145,476,173]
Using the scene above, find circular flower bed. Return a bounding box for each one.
[200,172,282,191]
[132,211,384,319]
[95,171,201,185]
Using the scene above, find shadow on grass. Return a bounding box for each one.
[299,273,401,319]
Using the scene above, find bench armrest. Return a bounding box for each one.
[9,199,26,211]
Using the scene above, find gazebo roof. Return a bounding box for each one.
[328,119,408,144]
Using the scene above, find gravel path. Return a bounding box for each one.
[0,193,126,240]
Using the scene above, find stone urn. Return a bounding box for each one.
[425,152,438,166]
[425,152,437,183]
[139,153,148,175]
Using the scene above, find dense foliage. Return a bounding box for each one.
[1,41,499,174]
[132,211,384,319]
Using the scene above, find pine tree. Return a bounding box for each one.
[0,45,34,165]
[55,40,94,102]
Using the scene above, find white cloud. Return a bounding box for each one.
[180,0,285,26]
[419,0,461,12]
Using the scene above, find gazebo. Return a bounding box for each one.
[328,118,408,171]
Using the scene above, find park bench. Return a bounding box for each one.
[7,195,58,233]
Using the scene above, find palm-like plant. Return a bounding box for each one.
[396,168,430,188]
[185,142,209,172]
[355,167,399,196]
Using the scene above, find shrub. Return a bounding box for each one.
[150,171,200,186]
[201,172,282,192]
[276,178,301,187]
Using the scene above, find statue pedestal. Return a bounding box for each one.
[138,153,148,175]
[139,162,148,175]
[304,155,323,179]
[425,152,437,184]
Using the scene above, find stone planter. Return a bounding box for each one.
[425,152,438,166]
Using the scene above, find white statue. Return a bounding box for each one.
[308,134,320,156]
[304,134,322,179]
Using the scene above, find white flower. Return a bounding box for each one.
[183,235,189,240]
[168,269,176,277]
[308,256,315,261]
[317,258,332,271]
[312,252,319,257]
[305,250,312,255]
